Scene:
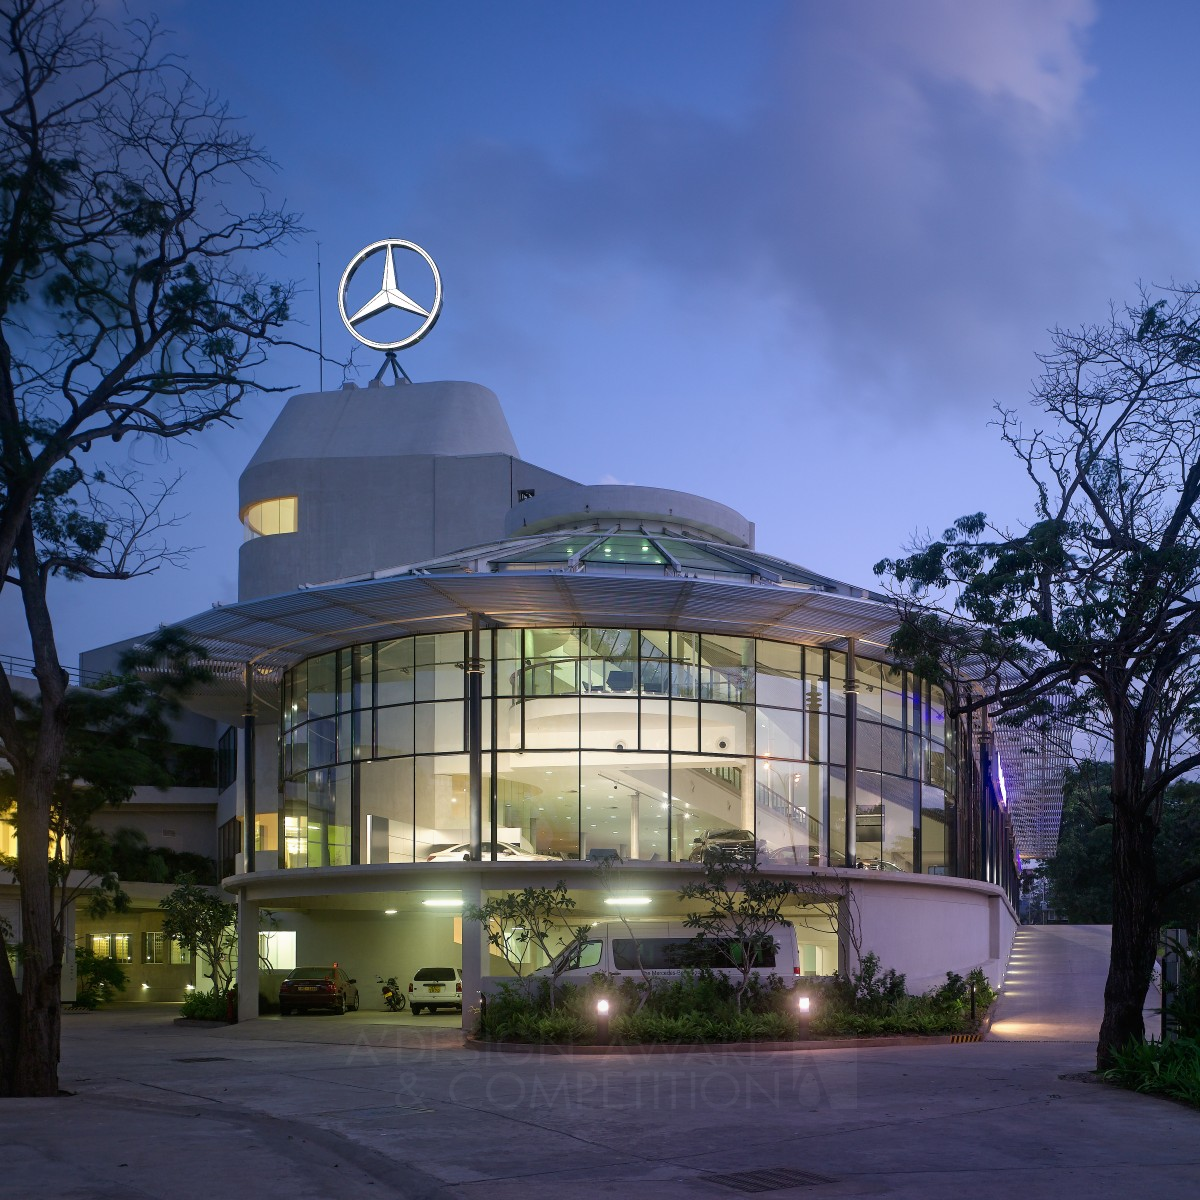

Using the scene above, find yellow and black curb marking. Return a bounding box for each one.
[951,1033,982,1043]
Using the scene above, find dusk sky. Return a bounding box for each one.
[7,0,1200,666]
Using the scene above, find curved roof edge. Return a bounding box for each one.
[504,484,752,546]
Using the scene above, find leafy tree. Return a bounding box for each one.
[464,881,588,1010]
[678,853,858,1013]
[71,946,125,1009]
[678,855,801,1014]
[106,826,218,886]
[1043,762,1200,928]
[0,0,300,1094]
[876,286,1200,1067]
[1,628,209,1082]
[158,874,236,995]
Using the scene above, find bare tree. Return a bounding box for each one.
[594,856,656,1011]
[876,286,1200,1068]
[0,0,302,1095]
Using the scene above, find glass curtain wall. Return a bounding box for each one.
[278,629,961,875]
[853,660,955,875]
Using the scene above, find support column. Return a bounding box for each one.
[629,791,641,860]
[844,640,858,868]
[836,890,857,977]
[467,614,485,861]
[460,873,485,1033]
[243,664,256,874]
[740,761,756,842]
[236,893,259,1022]
[60,901,77,1004]
[489,640,499,855]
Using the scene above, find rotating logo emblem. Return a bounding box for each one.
[337,239,442,352]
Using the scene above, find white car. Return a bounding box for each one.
[408,966,463,1015]
[425,839,555,862]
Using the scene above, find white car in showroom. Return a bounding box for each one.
[425,839,557,862]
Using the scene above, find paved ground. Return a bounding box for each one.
[990,924,1162,1042]
[0,928,1194,1199]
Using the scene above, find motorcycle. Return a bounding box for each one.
[378,975,407,1012]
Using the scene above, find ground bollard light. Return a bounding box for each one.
[798,994,811,1039]
[596,997,610,1044]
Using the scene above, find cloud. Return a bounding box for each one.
[417,1,1196,417]
[853,0,1096,127]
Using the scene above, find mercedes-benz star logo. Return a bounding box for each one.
[337,239,442,352]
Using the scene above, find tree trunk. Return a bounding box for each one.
[1096,755,1160,1070]
[12,766,62,1096]
[11,520,68,1096]
[0,923,21,1096]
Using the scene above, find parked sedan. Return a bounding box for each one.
[687,828,761,863]
[408,966,463,1014]
[426,840,555,862]
[279,966,360,1015]
[764,843,819,867]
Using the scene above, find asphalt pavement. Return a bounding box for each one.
[0,927,1194,1200]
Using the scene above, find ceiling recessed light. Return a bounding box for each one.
[422,898,463,908]
[384,909,398,915]
[604,897,652,906]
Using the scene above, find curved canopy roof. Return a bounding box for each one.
[174,527,896,676]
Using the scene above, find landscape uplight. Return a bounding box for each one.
[798,994,812,1040]
[596,997,611,1045]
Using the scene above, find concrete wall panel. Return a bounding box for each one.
[854,878,1017,992]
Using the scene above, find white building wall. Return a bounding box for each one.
[853,876,1017,992]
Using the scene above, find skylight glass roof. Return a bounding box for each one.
[371,526,885,601]
[492,540,583,564]
[583,535,667,566]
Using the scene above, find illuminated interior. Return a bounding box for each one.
[241,495,298,540]
[276,627,953,873]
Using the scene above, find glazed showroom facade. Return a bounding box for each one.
[186,560,1018,1022]
[282,626,978,882]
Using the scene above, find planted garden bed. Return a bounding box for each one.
[475,956,995,1047]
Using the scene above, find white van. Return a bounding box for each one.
[537,921,801,986]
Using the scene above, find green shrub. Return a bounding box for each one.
[1103,1037,1200,1108]
[483,1008,592,1043]
[927,967,996,1025]
[966,967,997,1013]
[613,1009,798,1044]
[180,988,230,1021]
[74,949,127,1009]
[931,970,969,1010]
[834,952,907,1014]
[812,1003,963,1038]
[474,951,993,1044]
[1161,937,1200,1040]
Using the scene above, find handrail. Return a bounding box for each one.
[0,653,100,686]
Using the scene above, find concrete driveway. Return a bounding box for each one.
[0,928,1194,1200]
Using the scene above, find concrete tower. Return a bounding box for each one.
[238,379,578,600]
